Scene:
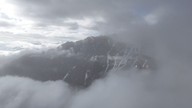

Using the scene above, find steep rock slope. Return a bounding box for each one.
[0,36,155,87]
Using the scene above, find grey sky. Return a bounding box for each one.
[0,0,192,56]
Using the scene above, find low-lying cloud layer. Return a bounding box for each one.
[0,67,192,108]
[0,76,72,108]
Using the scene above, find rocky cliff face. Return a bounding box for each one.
[0,36,156,87]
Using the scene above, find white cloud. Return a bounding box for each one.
[0,0,98,55]
[0,76,72,108]
[144,14,158,25]
[0,0,18,17]
[64,17,106,28]
[0,66,192,108]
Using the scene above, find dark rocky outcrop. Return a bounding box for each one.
[0,36,156,87]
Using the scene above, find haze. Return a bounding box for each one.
[0,0,192,108]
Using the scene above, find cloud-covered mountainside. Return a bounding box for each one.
[0,36,155,87]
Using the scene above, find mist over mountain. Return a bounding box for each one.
[0,0,192,108]
[0,36,155,87]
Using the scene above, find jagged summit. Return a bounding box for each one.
[59,36,128,57]
[0,36,156,87]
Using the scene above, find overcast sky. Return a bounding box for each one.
[0,0,192,56]
[1,0,192,108]
[0,0,103,55]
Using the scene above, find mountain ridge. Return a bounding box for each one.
[0,36,156,87]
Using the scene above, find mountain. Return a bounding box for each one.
[0,36,156,87]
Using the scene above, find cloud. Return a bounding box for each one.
[7,0,191,48]
[0,0,98,54]
[0,33,61,55]
[0,21,14,27]
[70,70,192,108]
[0,76,72,108]
[1,0,191,45]
[6,0,163,31]
[1,67,192,108]
[0,0,192,108]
